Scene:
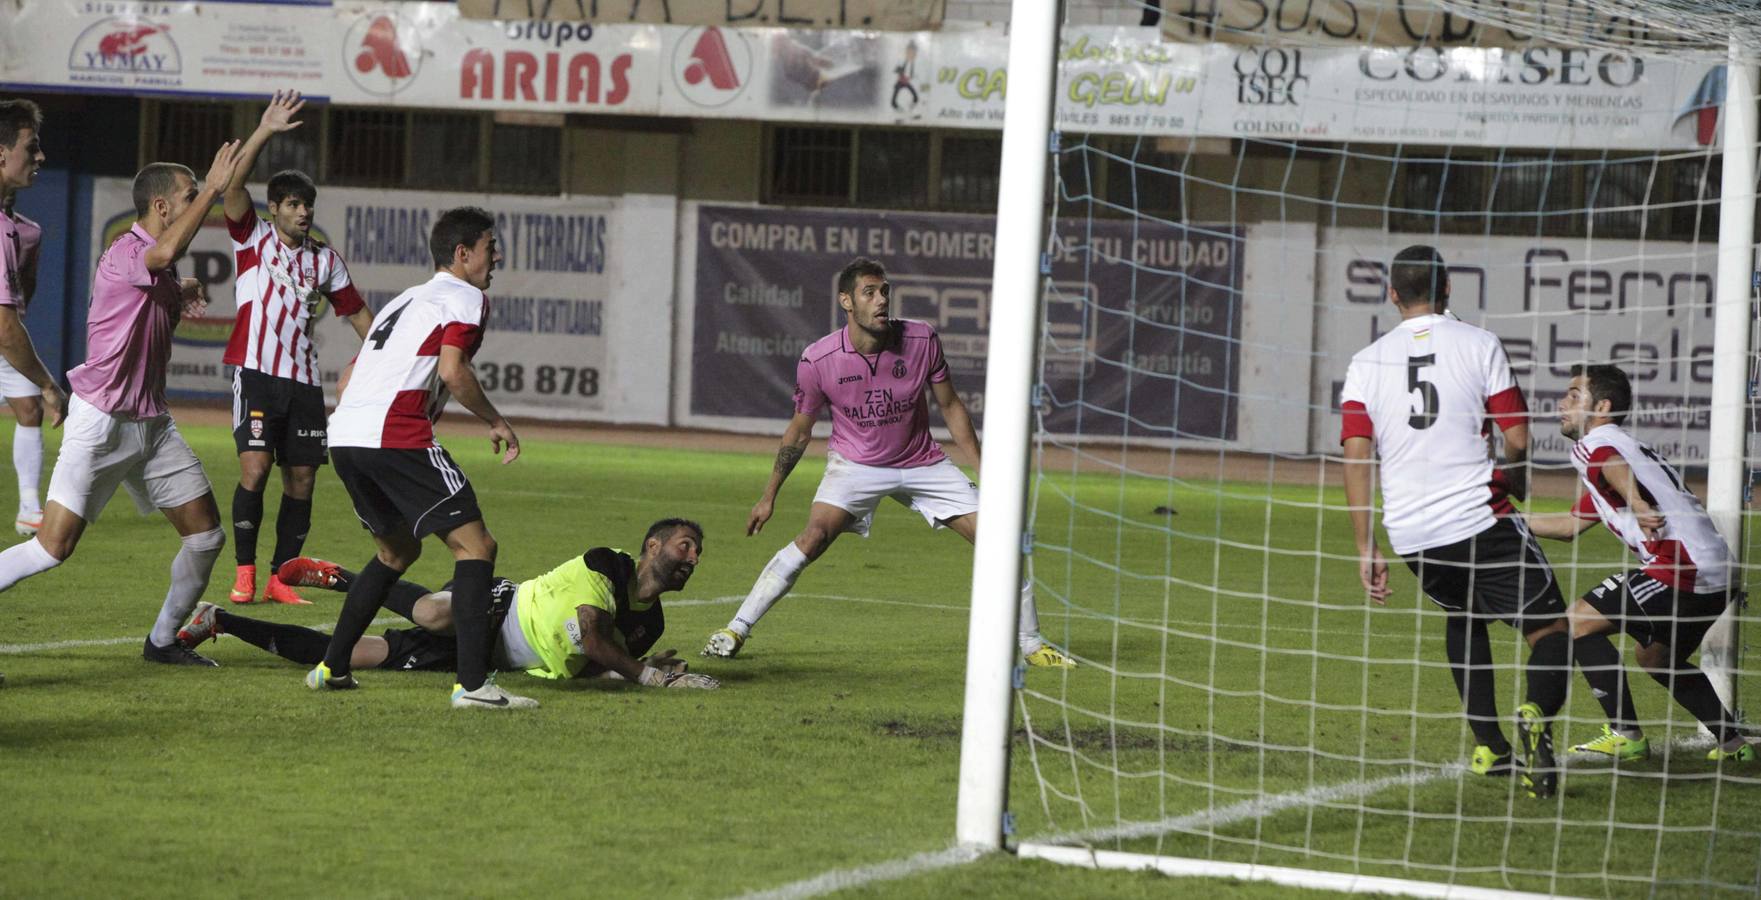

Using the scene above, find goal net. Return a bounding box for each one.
[982,1,1761,895]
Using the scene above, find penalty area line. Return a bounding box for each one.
[0,615,404,656]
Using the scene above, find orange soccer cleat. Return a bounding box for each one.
[262,574,313,606]
[229,565,257,604]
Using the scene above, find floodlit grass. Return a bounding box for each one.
[1,417,1756,898]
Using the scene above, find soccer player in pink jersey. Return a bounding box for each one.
[219,90,373,606]
[1525,364,1755,763]
[0,139,245,668]
[1341,245,1578,798]
[701,257,1074,669]
[0,99,68,539]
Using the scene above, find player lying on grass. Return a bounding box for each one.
[178,518,718,689]
[1524,364,1754,763]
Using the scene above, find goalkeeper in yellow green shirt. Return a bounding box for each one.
[176,518,719,690]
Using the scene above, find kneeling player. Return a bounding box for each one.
[180,518,717,689]
[1526,365,1753,762]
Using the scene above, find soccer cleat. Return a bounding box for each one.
[1023,645,1077,669]
[143,636,218,667]
[277,557,352,592]
[14,510,41,536]
[1469,745,1515,777]
[176,601,223,649]
[305,661,358,691]
[450,677,538,710]
[701,628,745,659]
[1517,702,1557,799]
[229,565,257,604]
[262,575,312,606]
[1570,725,1650,762]
[1707,742,1757,762]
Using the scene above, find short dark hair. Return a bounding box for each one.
[266,169,316,206]
[643,517,704,551]
[1390,245,1447,307]
[0,99,42,150]
[131,162,195,218]
[429,206,496,269]
[836,257,887,300]
[1570,363,1633,425]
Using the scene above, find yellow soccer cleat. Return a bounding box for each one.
[701,627,745,659]
[1517,702,1557,799]
[1469,745,1514,777]
[1024,645,1077,669]
[1707,742,1757,762]
[1570,725,1650,762]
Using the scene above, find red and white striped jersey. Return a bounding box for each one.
[1570,424,1733,593]
[328,272,486,450]
[1339,313,1528,555]
[225,206,364,386]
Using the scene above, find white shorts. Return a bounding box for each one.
[0,355,40,399]
[812,450,979,537]
[46,393,212,522]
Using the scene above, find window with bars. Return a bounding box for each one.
[1102,137,1183,217]
[856,130,930,208]
[768,126,853,205]
[409,112,480,190]
[1391,156,1486,234]
[327,108,406,185]
[489,122,562,194]
[938,135,1001,210]
[1487,155,1578,236]
[1584,155,1655,239]
[152,102,234,174]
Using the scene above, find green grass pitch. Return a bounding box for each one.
[0,419,1755,898]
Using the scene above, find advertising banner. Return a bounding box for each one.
[0,2,1723,150]
[1311,228,1723,463]
[687,205,1243,440]
[88,178,614,420]
[456,0,943,32]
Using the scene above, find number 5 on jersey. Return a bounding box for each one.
[1407,353,1437,430]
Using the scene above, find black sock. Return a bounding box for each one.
[450,559,494,692]
[1649,658,1741,743]
[321,558,402,676]
[1524,630,1571,717]
[1447,614,1510,753]
[270,496,313,571]
[231,485,264,566]
[382,579,431,623]
[216,611,330,665]
[1573,633,1638,732]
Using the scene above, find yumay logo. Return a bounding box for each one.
[69,19,180,75]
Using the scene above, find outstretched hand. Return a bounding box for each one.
[259,90,306,133]
[203,140,244,194]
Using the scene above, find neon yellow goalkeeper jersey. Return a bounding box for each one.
[515,548,661,680]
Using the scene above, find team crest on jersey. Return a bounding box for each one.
[892,360,907,378]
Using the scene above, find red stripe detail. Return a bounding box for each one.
[235,245,259,277]
[222,313,251,367]
[269,297,294,379]
[1487,469,1517,516]
[225,208,258,243]
[1485,385,1528,432]
[1583,445,1620,496]
[440,323,482,354]
[416,324,446,357]
[1644,539,1695,591]
[1571,491,1600,520]
[1339,400,1373,443]
[328,282,365,317]
[381,390,437,449]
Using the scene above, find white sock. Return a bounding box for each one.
[730,542,810,636]
[0,536,61,592]
[149,528,224,647]
[12,424,40,515]
[1018,574,1045,654]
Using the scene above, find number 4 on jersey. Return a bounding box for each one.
[368,300,411,350]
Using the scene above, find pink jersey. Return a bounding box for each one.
[224,206,364,386]
[794,319,950,468]
[1339,313,1528,555]
[67,224,183,418]
[1570,424,1733,593]
[327,272,486,450]
[0,207,38,309]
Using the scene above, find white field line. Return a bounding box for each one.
[0,615,403,655]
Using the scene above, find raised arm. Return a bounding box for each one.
[747,411,817,537]
[438,344,519,464]
[224,90,304,222]
[1343,435,1390,604]
[144,141,240,271]
[930,377,980,470]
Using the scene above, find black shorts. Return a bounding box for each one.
[1403,518,1566,630]
[232,367,328,466]
[377,576,517,671]
[331,445,483,539]
[1582,569,1731,651]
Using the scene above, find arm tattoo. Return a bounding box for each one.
[774,444,805,477]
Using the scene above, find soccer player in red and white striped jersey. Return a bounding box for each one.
[1525,365,1754,762]
[220,91,373,605]
[1341,245,1574,797]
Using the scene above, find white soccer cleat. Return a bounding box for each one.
[176,601,222,648]
[701,627,745,658]
[450,678,538,710]
[14,510,41,537]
